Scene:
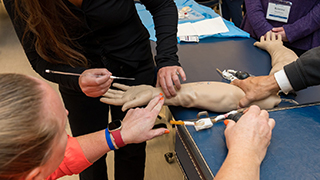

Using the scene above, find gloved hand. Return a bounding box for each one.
[254,32,298,75]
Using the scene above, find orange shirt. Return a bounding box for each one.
[46,135,92,180]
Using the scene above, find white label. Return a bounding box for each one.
[266,2,291,23]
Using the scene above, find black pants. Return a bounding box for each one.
[59,58,155,180]
[222,0,244,27]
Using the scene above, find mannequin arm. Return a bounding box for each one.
[254,32,298,75]
[101,82,281,112]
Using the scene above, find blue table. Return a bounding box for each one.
[167,37,320,179]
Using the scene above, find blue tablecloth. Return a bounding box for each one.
[135,0,250,42]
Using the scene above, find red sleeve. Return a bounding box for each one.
[46,135,92,180]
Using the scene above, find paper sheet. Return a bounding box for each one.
[177,16,229,37]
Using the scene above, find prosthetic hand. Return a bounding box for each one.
[254,32,298,75]
[231,32,298,107]
[101,82,281,113]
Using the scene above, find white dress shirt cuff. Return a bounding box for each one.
[274,69,293,94]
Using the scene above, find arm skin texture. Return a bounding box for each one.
[231,32,298,107]
[214,105,275,180]
[100,82,281,113]
[254,32,298,75]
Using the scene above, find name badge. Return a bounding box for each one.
[266,0,292,23]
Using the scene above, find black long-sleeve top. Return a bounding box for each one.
[284,46,320,91]
[4,0,180,92]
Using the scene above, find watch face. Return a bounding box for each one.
[108,120,122,131]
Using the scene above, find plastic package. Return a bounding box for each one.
[178,6,205,21]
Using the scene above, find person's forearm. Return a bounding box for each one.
[76,130,110,163]
[141,0,180,69]
[284,46,320,91]
[214,151,260,180]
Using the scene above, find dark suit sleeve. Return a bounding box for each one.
[284,46,320,91]
[140,0,181,70]
[3,0,86,92]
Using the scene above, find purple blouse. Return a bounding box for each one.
[241,0,320,50]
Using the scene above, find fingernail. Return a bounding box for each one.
[224,120,229,126]
[160,97,164,100]
[164,130,170,134]
[159,93,163,96]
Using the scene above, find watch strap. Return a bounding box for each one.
[111,130,126,148]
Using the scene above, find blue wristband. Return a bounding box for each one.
[105,128,116,150]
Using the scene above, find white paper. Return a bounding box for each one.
[177,17,229,37]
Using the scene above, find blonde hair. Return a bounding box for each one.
[0,74,60,179]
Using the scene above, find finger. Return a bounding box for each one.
[260,34,265,42]
[238,96,251,108]
[230,79,240,86]
[253,41,260,47]
[112,83,130,90]
[245,105,261,115]
[145,95,162,111]
[224,120,236,136]
[103,89,124,96]
[122,93,152,111]
[271,32,276,41]
[177,68,187,81]
[271,27,281,32]
[100,97,126,106]
[103,92,123,99]
[159,77,171,98]
[172,73,181,90]
[156,78,161,87]
[166,74,177,97]
[242,107,250,114]
[266,31,271,41]
[277,34,282,41]
[151,95,164,113]
[259,109,269,119]
[148,128,169,140]
[268,118,276,130]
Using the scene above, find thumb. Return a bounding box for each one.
[230,79,240,86]
[224,120,236,129]
[253,41,261,47]
[239,96,251,108]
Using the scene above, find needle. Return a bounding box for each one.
[45,69,135,80]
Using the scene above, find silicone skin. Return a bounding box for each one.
[101,81,281,113]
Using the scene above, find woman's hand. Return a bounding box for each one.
[79,68,113,97]
[156,66,186,98]
[121,94,168,144]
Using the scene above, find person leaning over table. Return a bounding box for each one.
[3,0,186,179]
[231,32,320,108]
[0,73,275,180]
[241,0,320,56]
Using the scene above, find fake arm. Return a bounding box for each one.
[254,32,298,75]
[101,82,281,113]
